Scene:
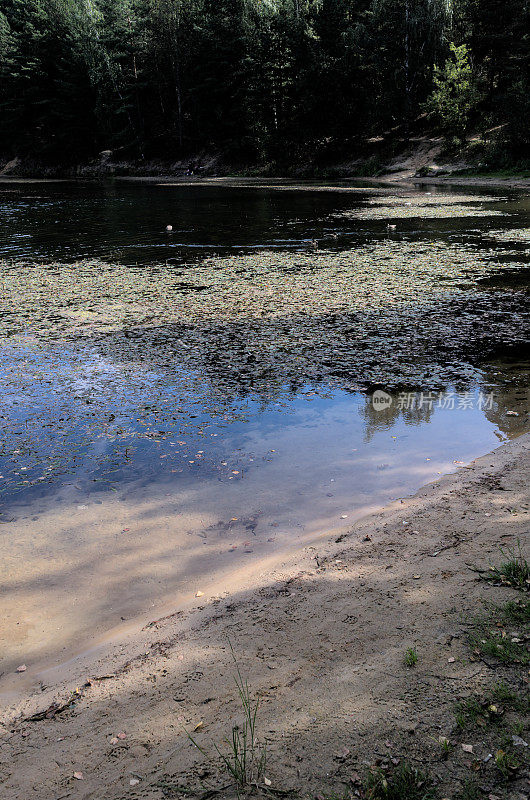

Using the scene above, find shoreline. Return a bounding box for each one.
[117,173,530,191]
[0,408,525,701]
[1,183,528,707]
[408,173,530,191]
[1,173,529,191]
[1,432,528,798]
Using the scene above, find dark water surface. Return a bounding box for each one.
[0,178,528,262]
[0,178,528,676]
[0,179,379,262]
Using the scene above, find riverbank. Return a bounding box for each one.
[1,433,528,800]
[116,173,530,191]
[410,174,530,191]
[2,152,530,192]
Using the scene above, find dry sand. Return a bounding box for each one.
[0,433,529,799]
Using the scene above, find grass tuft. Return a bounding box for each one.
[494,748,520,778]
[453,684,525,729]
[364,762,437,800]
[468,598,530,664]
[185,641,267,790]
[404,647,418,668]
[455,696,486,729]
[479,542,529,591]
[438,736,452,759]
[458,778,481,800]
[491,680,530,713]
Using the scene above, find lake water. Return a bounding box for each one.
[0,178,528,684]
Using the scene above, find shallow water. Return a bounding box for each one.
[0,179,528,680]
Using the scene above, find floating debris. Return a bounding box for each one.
[333,201,506,220]
[0,212,528,502]
[364,193,506,205]
[486,228,530,246]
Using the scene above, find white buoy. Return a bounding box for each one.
[166,224,173,232]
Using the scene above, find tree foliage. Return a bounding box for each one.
[0,0,527,166]
[427,43,479,138]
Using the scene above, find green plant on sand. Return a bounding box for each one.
[185,642,267,791]
[364,762,437,800]
[479,542,529,591]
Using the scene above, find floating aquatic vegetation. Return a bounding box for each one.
[486,228,530,245]
[328,191,508,221]
[1,226,528,503]
[333,203,506,220]
[0,240,524,331]
[1,239,528,393]
[364,194,506,206]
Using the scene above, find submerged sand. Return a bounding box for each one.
[1,433,528,799]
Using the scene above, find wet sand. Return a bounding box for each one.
[1,386,526,686]
[0,433,528,799]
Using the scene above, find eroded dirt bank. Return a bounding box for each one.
[0,434,528,800]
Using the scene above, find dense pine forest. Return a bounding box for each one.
[0,0,528,171]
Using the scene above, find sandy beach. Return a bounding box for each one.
[1,432,528,799]
[1,1,529,795]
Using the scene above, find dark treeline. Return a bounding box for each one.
[0,0,528,169]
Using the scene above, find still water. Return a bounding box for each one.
[0,178,528,679]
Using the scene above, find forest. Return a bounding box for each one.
[0,0,528,171]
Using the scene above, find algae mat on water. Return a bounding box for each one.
[486,228,530,246]
[360,194,506,205]
[333,205,507,220]
[0,240,525,328]
[0,232,528,501]
[330,192,510,220]
[0,238,528,396]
